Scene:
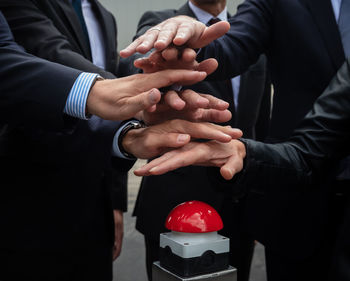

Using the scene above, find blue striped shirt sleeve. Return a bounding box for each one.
[64,72,99,119]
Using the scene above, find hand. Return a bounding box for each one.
[122,120,243,159]
[120,16,230,57]
[134,47,218,74]
[113,209,124,260]
[86,69,207,120]
[136,89,232,125]
[134,139,246,180]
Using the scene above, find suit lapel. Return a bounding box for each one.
[305,0,345,70]
[57,0,92,59]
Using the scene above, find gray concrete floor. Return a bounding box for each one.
[113,160,267,281]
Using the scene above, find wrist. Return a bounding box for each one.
[86,76,105,116]
[119,120,146,158]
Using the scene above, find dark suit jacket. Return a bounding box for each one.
[243,59,350,281]
[132,3,271,240]
[0,11,81,128]
[211,60,350,279]
[241,59,350,190]
[0,2,135,252]
[196,0,346,259]
[0,0,135,212]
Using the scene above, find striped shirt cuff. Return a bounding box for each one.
[64,72,99,119]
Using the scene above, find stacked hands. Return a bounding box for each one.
[89,16,244,180]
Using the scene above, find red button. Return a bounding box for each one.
[165,201,223,233]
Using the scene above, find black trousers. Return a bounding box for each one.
[0,247,113,281]
[144,198,255,281]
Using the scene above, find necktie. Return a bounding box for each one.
[339,0,350,57]
[207,17,221,26]
[72,0,91,47]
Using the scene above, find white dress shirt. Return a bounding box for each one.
[188,1,241,110]
[81,0,106,69]
[331,0,342,21]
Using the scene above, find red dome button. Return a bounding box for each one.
[165,201,223,233]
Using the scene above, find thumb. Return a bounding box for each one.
[188,21,230,49]
[126,88,162,117]
[196,58,218,75]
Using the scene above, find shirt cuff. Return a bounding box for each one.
[64,72,99,119]
[112,121,137,160]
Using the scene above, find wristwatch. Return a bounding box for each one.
[118,120,146,158]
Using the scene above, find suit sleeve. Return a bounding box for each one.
[0,12,82,128]
[208,59,350,198]
[0,0,116,79]
[0,2,135,211]
[198,0,274,79]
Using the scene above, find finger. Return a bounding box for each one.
[161,47,196,62]
[170,120,238,143]
[113,210,124,260]
[181,48,197,63]
[120,37,143,58]
[161,46,180,61]
[220,154,244,180]
[134,149,178,176]
[137,69,207,91]
[146,132,191,155]
[200,94,229,110]
[113,237,122,260]
[135,148,199,176]
[196,109,233,123]
[136,30,162,54]
[154,22,180,51]
[134,53,165,73]
[133,57,154,72]
[173,21,205,47]
[180,90,210,109]
[163,90,186,110]
[148,50,165,63]
[122,88,161,117]
[148,147,207,175]
[196,58,218,75]
[187,21,231,49]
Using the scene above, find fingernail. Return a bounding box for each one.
[219,100,229,106]
[149,167,159,173]
[177,134,190,143]
[149,89,160,104]
[221,133,232,139]
[197,96,209,104]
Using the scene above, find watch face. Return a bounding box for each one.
[132,120,146,129]
[131,121,142,129]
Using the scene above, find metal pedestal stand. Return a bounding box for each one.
[152,262,237,281]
